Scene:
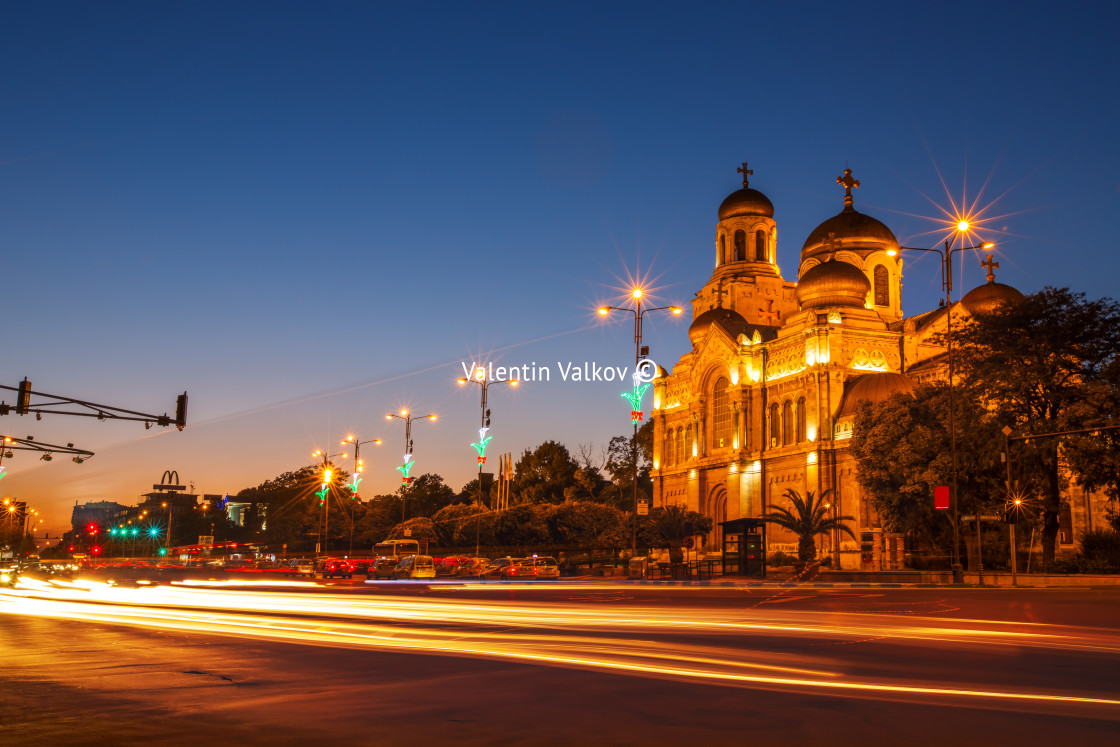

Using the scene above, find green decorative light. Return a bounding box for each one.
[0,466,6,480]
[470,427,492,464]
[621,382,651,424]
[348,475,363,495]
[315,485,329,504]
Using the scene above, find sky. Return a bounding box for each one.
[3,1,1118,532]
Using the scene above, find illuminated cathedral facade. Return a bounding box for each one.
[649,164,1036,569]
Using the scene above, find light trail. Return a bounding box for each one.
[3,579,1120,717]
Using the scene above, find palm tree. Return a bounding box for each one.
[762,488,856,564]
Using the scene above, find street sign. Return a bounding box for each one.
[683,537,694,549]
[637,499,649,516]
[153,484,186,491]
[934,486,950,510]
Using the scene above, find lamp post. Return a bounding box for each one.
[598,289,683,552]
[459,368,519,556]
[385,409,437,527]
[311,447,348,556]
[341,434,382,556]
[890,227,994,580]
[162,501,173,552]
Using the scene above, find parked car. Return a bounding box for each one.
[518,556,561,580]
[291,559,316,577]
[435,556,471,577]
[454,557,490,579]
[482,557,524,581]
[392,554,436,580]
[320,558,353,579]
[370,556,400,580]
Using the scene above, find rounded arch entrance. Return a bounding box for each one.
[705,484,728,551]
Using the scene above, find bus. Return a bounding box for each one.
[373,539,420,558]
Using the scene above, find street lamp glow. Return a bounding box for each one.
[458,378,468,385]
[632,288,642,299]
[887,248,898,256]
[670,306,683,315]
[475,368,486,381]
[400,409,409,416]
[982,241,995,250]
[957,220,970,232]
[428,414,437,421]
[598,306,610,315]
[509,379,519,387]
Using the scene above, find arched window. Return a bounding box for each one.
[796,397,807,443]
[782,400,794,445]
[755,230,767,261]
[718,235,727,266]
[663,427,673,467]
[676,427,685,465]
[874,265,889,307]
[685,424,693,460]
[712,377,730,448]
[734,230,746,262]
[769,402,780,447]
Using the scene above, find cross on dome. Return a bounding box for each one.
[737,162,753,188]
[981,254,1000,283]
[822,231,841,259]
[836,168,860,210]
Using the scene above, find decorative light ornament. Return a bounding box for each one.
[470,427,492,464]
[621,370,651,424]
[397,453,415,484]
[0,465,6,481]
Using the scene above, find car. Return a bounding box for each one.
[291,560,316,577]
[520,556,561,580]
[320,558,353,579]
[482,557,524,581]
[349,558,376,576]
[391,555,436,580]
[435,556,470,577]
[370,556,400,580]
[454,557,490,579]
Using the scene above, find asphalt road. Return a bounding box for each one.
[3,576,1120,746]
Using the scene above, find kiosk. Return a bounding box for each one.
[719,518,766,577]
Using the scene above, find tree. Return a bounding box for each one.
[952,287,1120,566]
[511,441,579,504]
[604,420,654,511]
[850,383,1006,563]
[639,504,712,563]
[549,501,626,549]
[233,464,349,553]
[762,488,856,564]
[398,473,456,519]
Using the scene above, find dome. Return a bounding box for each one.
[688,307,760,346]
[960,281,1024,315]
[796,259,870,309]
[801,207,899,260]
[837,372,916,418]
[718,187,774,221]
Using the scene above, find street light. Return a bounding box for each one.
[341,434,382,555]
[889,228,995,579]
[459,369,519,556]
[385,409,437,526]
[598,288,683,551]
[311,447,348,556]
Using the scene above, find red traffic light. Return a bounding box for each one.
[91,546,102,555]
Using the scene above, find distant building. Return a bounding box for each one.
[70,500,128,532]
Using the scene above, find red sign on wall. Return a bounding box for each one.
[934,486,950,510]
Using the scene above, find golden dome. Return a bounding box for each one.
[801,207,899,260]
[718,187,774,220]
[960,280,1024,315]
[796,259,870,309]
[837,372,916,418]
[688,307,762,346]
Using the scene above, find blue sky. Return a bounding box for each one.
[3,1,1118,530]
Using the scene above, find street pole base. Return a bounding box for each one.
[951,564,964,584]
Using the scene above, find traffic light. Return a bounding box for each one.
[16,378,31,415]
[175,392,188,431]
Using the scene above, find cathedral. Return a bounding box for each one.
[649,164,1031,570]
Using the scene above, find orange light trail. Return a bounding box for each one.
[4,579,1120,716]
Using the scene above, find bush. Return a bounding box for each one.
[768,551,796,567]
[1076,529,1120,571]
